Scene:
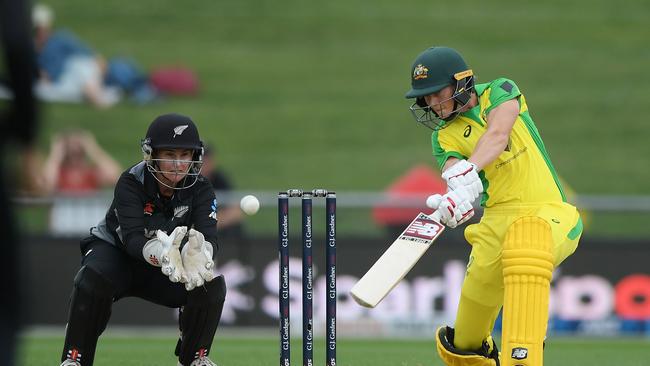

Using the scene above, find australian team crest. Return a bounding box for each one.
[413,64,429,80]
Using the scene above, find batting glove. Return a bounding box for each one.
[430,187,475,229]
[181,229,215,291]
[441,159,483,200]
[142,226,188,283]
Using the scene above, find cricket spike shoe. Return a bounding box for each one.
[60,359,81,366]
[178,357,218,366]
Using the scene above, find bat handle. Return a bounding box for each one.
[430,210,442,222]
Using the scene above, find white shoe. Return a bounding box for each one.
[177,356,218,366]
[60,359,81,366]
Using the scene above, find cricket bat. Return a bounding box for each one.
[350,211,445,308]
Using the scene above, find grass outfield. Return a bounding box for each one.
[28,0,650,194]
[19,335,650,366]
[9,0,650,237]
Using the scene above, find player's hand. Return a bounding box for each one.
[441,159,483,200]
[426,194,443,210]
[436,187,475,229]
[158,226,188,283]
[181,229,215,291]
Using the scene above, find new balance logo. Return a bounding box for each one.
[511,347,528,360]
[405,221,442,237]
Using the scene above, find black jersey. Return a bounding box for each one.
[91,162,218,261]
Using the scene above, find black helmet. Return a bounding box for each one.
[144,113,202,150]
[405,47,475,130]
[141,113,204,190]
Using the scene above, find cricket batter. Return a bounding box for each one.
[405,47,582,366]
[60,114,225,366]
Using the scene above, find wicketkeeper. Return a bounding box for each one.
[406,47,582,366]
[60,114,226,366]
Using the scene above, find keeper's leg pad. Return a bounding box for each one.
[177,275,226,365]
[501,217,554,366]
[61,266,115,365]
[436,326,500,366]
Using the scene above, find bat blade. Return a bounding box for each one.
[350,212,444,308]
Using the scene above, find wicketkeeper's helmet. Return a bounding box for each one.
[141,113,204,189]
[405,47,474,130]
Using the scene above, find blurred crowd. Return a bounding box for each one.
[31,3,158,108]
[18,130,120,196]
[17,129,245,237]
[0,3,199,109]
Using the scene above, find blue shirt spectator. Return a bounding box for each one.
[37,30,93,82]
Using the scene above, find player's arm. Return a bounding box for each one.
[114,175,187,281]
[190,181,219,248]
[442,157,460,173]
[112,175,151,259]
[467,99,519,170]
[435,99,518,227]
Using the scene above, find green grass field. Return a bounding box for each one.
[19,335,650,366]
[29,0,650,193]
[7,0,650,237]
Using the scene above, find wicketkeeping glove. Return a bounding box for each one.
[142,226,188,283]
[441,159,483,200]
[181,228,215,291]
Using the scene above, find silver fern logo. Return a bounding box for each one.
[174,205,189,218]
[173,125,189,138]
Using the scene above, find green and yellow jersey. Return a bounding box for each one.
[432,78,566,208]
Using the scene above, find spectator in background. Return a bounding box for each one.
[201,146,244,238]
[32,3,120,108]
[43,130,121,195]
[32,3,158,108]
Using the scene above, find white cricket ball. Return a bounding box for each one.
[240,195,260,215]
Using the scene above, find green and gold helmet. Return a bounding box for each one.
[405,47,475,130]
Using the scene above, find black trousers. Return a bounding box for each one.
[79,237,189,307]
[61,237,189,365]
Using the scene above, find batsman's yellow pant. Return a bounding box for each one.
[452,202,582,363]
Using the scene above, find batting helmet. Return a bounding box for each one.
[405,47,475,130]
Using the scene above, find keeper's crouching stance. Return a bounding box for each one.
[61,114,227,366]
[403,47,582,366]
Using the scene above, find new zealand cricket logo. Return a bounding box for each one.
[413,64,429,80]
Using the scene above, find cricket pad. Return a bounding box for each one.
[176,275,226,365]
[501,217,554,366]
[61,265,115,364]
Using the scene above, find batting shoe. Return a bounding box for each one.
[177,357,218,366]
[60,359,81,366]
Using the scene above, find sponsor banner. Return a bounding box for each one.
[22,235,650,336]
